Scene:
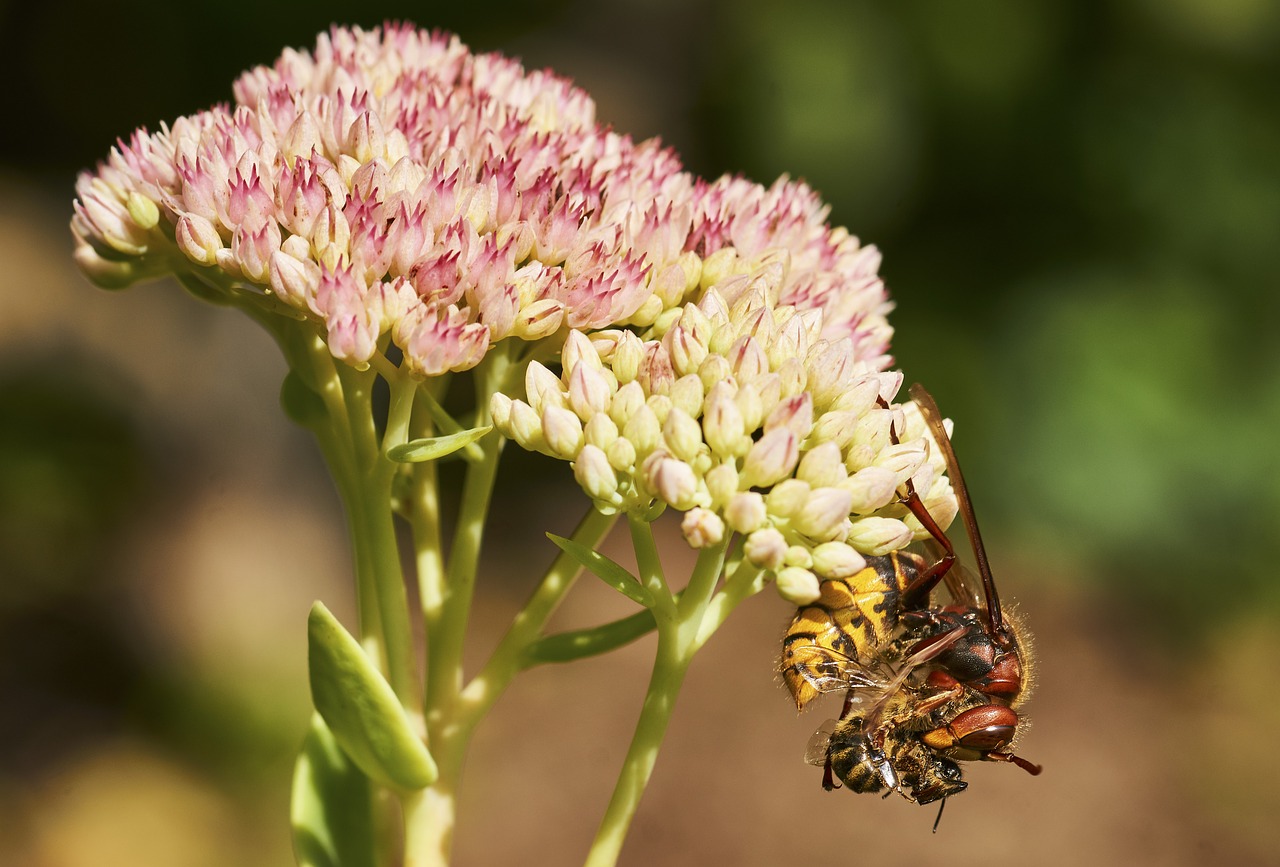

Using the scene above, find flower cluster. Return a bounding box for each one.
[491,280,958,604]
[72,24,891,375]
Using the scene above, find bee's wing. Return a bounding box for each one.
[804,719,838,766]
[919,538,983,611]
[785,643,889,695]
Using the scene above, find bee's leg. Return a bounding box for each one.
[987,751,1043,776]
[878,396,957,607]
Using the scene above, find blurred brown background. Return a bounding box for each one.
[2,0,1278,864]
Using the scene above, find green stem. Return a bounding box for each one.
[583,621,689,867]
[583,531,730,867]
[334,361,419,714]
[457,505,617,722]
[424,353,511,716]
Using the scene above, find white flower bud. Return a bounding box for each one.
[742,428,799,488]
[776,566,821,605]
[525,361,567,416]
[792,487,854,541]
[744,527,787,570]
[832,376,883,416]
[644,453,698,509]
[811,542,867,579]
[508,400,544,449]
[846,516,913,556]
[681,507,725,548]
[512,298,565,340]
[874,441,928,486]
[810,410,858,449]
[842,465,899,514]
[699,247,738,292]
[806,338,855,409]
[178,214,225,266]
[725,491,767,534]
[543,404,584,458]
[562,329,602,372]
[728,335,769,382]
[568,363,613,421]
[490,392,514,433]
[574,444,619,501]
[764,393,814,440]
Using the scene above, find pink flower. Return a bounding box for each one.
[73,24,894,378]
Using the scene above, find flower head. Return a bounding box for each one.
[73,24,891,376]
[73,23,944,595]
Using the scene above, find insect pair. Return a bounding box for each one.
[781,384,1041,819]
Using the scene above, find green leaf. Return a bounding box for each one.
[386,426,492,463]
[546,533,654,608]
[281,370,328,429]
[524,609,658,666]
[291,714,376,867]
[307,602,437,791]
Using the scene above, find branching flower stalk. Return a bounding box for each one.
[70,24,959,867]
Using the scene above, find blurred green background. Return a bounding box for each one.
[2,0,1278,864]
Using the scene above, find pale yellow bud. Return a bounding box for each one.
[811,542,867,579]
[725,491,766,533]
[705,463,740,506]
[744,527,787,570]
[525,361,567,416]
[574,444,619,502]
[663,407,704,464]
[797,441,848,488]
[742,428,799,488]
[776,566,821,605]
[766,479,811,519]
[842,465,899,514]
[846,516,913,556]
[697,355,733,393]
[644,453,698,509]
[613,331,645,384]
[699,246,738,292]
[669,374,705,419]
[490,392,514,432]
[792,487,854,541]
[583,412,620,451]
[702,383,748,458]
[568,363,613,421]
[606,436,637,472]
[621,403,662,455]
[542,404,584,459]
[562,329,602,372]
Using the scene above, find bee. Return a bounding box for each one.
[782,384,1041,805]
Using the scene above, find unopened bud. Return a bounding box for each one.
[846,516,913,556]
[744,527,787,570]
[811,542,867,579]
[776,567,821,605]
[681,507,725,548]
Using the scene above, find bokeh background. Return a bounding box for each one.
[3,0,1278,864]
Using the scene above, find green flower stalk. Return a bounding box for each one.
[70,23,956,866]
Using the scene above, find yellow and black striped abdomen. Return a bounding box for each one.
[781,551,928,710]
